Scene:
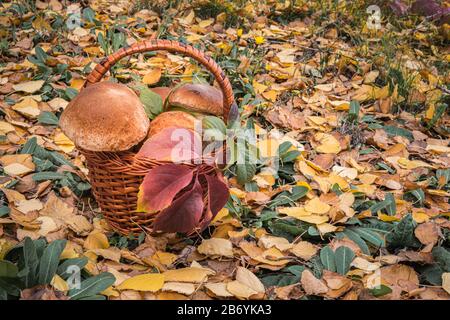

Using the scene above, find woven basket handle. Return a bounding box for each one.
[85,39,236,122]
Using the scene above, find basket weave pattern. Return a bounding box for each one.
[81,40,235,235]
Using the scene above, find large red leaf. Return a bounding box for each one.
[137,164,194,212]
[137,127,202,163]
[152,176,204,233]
[198,173,230,231]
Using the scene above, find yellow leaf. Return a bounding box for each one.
[261,90,278,102]
[296,181,312,190]
[198,18,214,28]
[101,286,120,297]
[51,274,69,292]
[227,280,257,299]
[235,266,265,293]
[70,78,85,91]
[212,208,229,224]
[152,251,178,266]
[296,214,329,225]
[13,80,45,93]
[253,171,276,188]
[230,188,246,199]
[84,231,109,250]
[197,238,234,257]
[163,267,214,283]
[205,282,233,297]
[290,241,318,260]
[305,197,330,214]
[442,273,450,295]
[12,97,40,118]
[412,211,430,223]
[426,145,450,154]
[162,282,195,295]
[353,184,377,195]
[60,241,80,260]
[0,239,15,260]
[117,273,165,292]
[252,80,268,94]
[54,132,75,153]
[3,163,34,176]
[426,189,450,197]
[314,133,341,154]
[378,213,400,222]
[0,121,16,135]
[278,207,311,219]
[258,235,292,251]
[316,223,338,234]
[296,160,318,178]
[142,68,162,85]
[397,158,433,169]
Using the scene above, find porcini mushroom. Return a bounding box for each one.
[147,111,197,137]
[167,83,223,116]
[150,87,171,102]
[60,81,150,152]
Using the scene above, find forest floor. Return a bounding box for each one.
[0,0,449,300]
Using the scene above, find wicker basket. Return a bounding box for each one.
[80,39,236,235]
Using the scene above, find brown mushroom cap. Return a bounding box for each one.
[150,87,171,103]
[60,81,150,152]
[148,111,198,138]
[167,83,223,116]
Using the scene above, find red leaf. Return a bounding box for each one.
[152,175,204,233]
[198,173,230,231]
[137,164,194,212]
[137,127,202,163]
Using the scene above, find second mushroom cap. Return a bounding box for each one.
[167,83,223,116]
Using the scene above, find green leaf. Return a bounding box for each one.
[404,189,425,205]
[32,172,66,181]
[0,206,10,217]
[82,7,95,22]
[50,152,74,168]
[432,247,450,272]
[369,284,392,297]
[21,137,38,154]
[341,229,370,255]
[37,239,67,285]
[236,162,257,184]
[139,87,163,118]
[383,125,413,141]
[320,246,336,272]
[260,273,300,288]
[37,111,59,125]
[65,88,79,101]
[57,257,88,280]
[351,227,386,248]
[23,237,39,287]
[385,193,396,215]
[348,100,360,121]
[202,116,226,135]
[0,278,21,296]
[335,246,355,275]
[0,260,18,278]
[369,193,395,215]
[285,265,305,277]
[269,186,309,208]
[421,265,443,286]
[68,272,115,300]
[386,214,418,248]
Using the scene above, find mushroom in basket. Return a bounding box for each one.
[59,81,150,152]
[137,83,229,235]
